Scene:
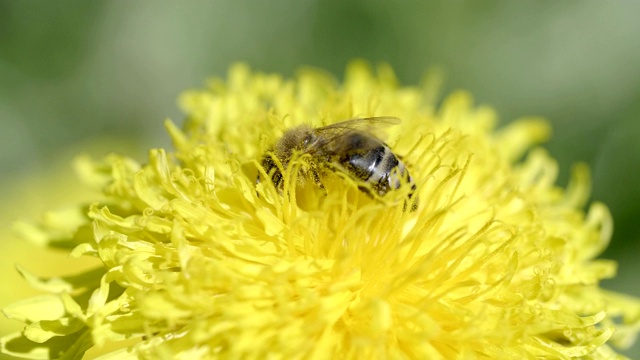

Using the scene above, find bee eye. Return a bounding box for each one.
[303,135,313,147]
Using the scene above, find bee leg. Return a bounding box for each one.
[256,158,267,198]
[272,171,283,190]
[255,173,261,198]
[257,154,283,196]
[358,185,374,197]
[310,169,327,195]
[311,170,323,188]
[404,183,419,212]
[255,172,281,196]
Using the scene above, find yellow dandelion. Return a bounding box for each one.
[2,61,639,359]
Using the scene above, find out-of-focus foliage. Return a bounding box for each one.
[1,1,639,357]
[0,138,145,360]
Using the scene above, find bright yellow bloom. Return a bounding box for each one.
[2,62,639,359]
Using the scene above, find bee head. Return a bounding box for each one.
[276,125,315,156]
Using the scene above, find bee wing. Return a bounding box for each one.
[316,116,401,137]
[305,116,401,155]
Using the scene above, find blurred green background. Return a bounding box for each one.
[1,1,639,357]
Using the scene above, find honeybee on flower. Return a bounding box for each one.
[258,116,418,210]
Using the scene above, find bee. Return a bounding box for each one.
[258,117,418,210]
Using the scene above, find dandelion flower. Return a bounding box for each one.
[2,62,639,359]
